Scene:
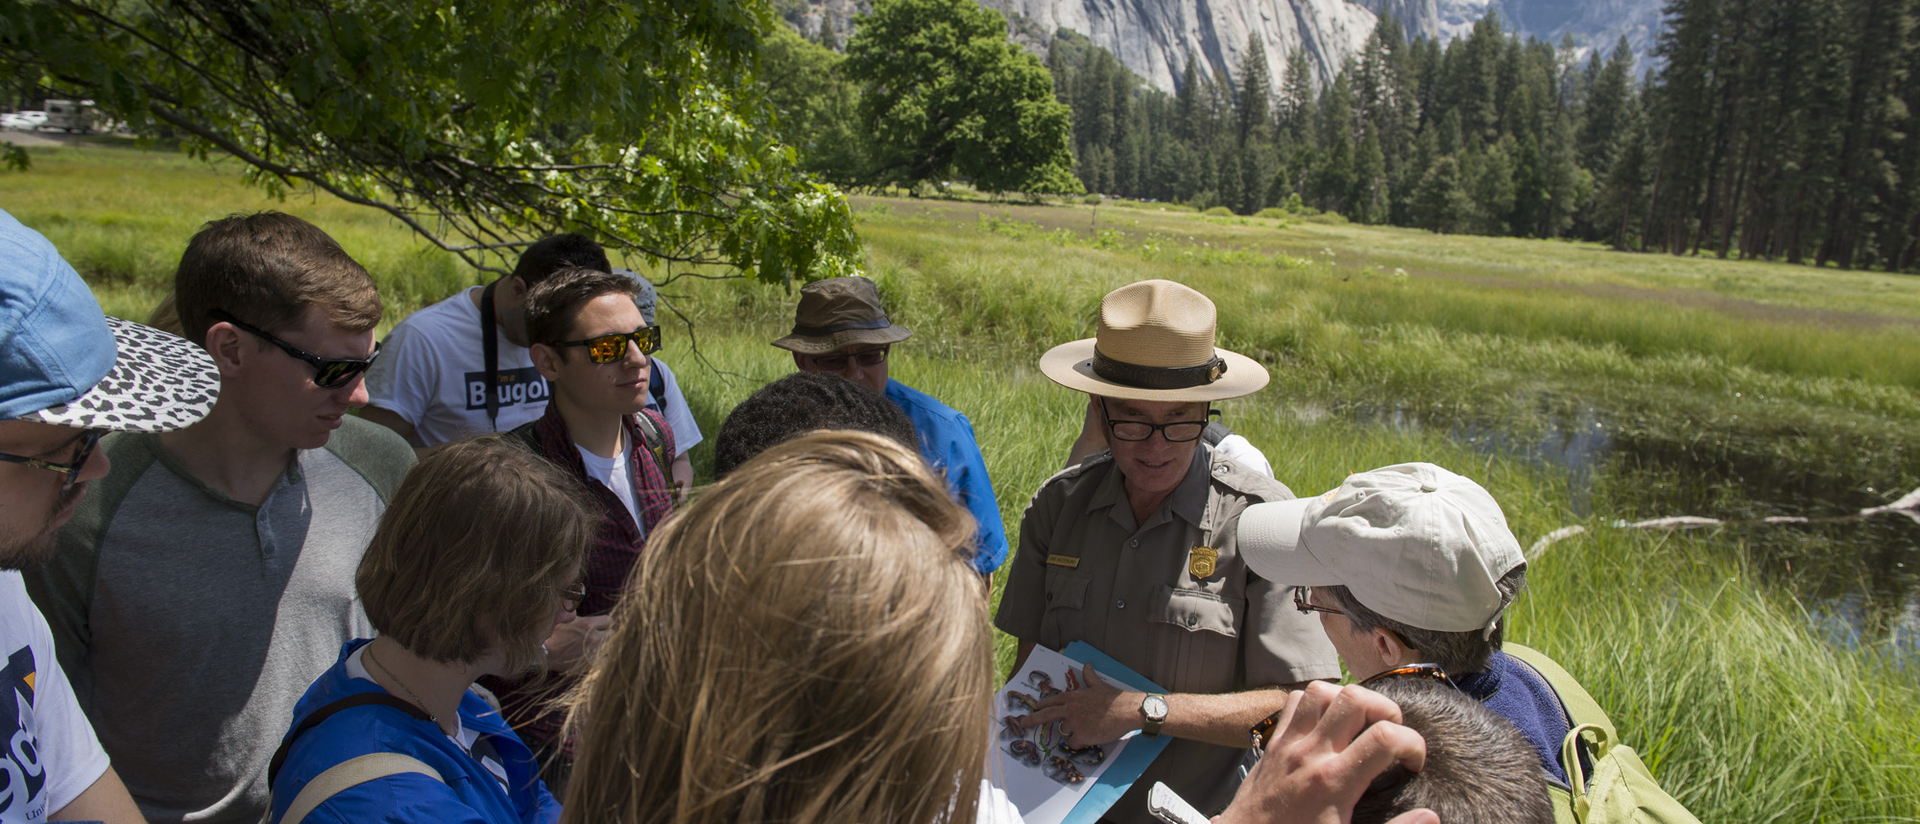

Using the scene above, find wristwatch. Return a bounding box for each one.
[1140,693,1169,738]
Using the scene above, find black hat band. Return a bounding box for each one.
[1092,350,1227,389]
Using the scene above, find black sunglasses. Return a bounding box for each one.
[1100,400,1208,443]
[0,429,103,497]
[810,345,889,371]
[210,310,379,388]
[554,326,661,364]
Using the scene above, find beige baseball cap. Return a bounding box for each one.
[1236,463,1525,637]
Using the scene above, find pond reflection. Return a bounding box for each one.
[1330,400,1920,666]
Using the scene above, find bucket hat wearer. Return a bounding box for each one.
[1039,279,1268,402]
[770,276,913,355]
[1237,462,1526,639]
[0,207,218,432]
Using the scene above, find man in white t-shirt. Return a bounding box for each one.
[0,208,218,823]
[487,267,677,792]
[361,233,606,446]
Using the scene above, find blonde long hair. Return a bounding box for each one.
[563,430,991,824]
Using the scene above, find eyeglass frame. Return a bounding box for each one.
[208,310,380,389]
[807,344,890,371]
[552,326,661,364]
[557,581,588,608]
[1245,663,1457,755]
[1099,399,1209,443]
[0,429,104,496]
[1293,586,1345,617]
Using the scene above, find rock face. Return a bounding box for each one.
[792,0,1662,96]
[978,0,1378,94]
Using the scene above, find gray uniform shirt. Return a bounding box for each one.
[995,445,1340,824]
[25,418,413,824]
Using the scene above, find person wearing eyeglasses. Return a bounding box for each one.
[773,275,1008,578]
[360,233,603,448]
[266,437,595,824]
[0,208,219,823]
[995,279,1341,824]
[482,266,676,794]
[25,212,416,824]
[1237,463,1695,822]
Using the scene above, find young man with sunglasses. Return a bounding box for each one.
[26,212,415,824]
[488,267,677,793]
[773,276,1007,576]
[1235,462,1698,822]
[995,280,1340,824]
[0,209,217,823]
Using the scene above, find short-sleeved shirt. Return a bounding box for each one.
[364,287,550,445]
[0,573,111,823]
[25,419,414,823]
[645,356,701,458]
[885,379,1007,574]
[995,446,1341,823]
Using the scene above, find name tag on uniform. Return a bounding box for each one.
[1189,546,1218,579]
[1046,554,1081,568]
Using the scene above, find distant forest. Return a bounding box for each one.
[768,0,1920,272]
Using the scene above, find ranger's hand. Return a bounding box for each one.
[1022,663,1137,747]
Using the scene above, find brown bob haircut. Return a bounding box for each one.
[524,266,641,350]
[563,430,991,824]
[173,211,381,345]
[357,436,597,674]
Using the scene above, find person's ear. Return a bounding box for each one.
[792,351,808,371]
[202,322,248,379]
[1373,628,1415,669]
[531,342,564,382]
[508,274,529,301]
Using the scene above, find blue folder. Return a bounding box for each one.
[1060,641,1173,824]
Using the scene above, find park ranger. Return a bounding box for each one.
[996,279,1340,824]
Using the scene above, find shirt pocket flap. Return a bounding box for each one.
[1045,568,1092,611]
[1150,586,1239,638]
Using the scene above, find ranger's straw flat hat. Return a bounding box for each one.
[770,276,913,355]
[1039,279,1267,402]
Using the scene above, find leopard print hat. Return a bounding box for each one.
[23,316,219,433]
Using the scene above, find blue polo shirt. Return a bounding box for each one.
[885,379,1008,574]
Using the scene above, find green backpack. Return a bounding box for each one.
[1502,643,1702,824]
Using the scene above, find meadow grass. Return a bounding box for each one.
[8,143,1920,821]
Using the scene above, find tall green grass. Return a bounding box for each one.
[7,143,1919,822]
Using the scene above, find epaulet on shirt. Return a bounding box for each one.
[1208,448,1295,501]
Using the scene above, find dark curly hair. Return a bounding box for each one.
[712,372,919,478]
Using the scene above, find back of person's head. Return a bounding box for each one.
[524,266,640,349]
[511,233,611,286]
[1322,566,1526,674]
[357,437,596,675]
[172,211,380,346]
[563,430,988,824]
[711,372,918,478]
[1352,677,1553,824]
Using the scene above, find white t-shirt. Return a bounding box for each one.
[365,286,551,446]
[1213,432,1274,479]
[645,357,702,458]
[575,439,644,535]
[0,573,111,822]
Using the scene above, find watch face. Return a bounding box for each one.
[1144,694,1169,721]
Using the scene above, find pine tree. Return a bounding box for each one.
[1238,36,1275,146]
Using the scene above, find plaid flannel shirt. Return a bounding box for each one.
[487,402,676,757]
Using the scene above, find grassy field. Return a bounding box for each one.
[7,142,1920,821]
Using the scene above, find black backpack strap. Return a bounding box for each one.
[267,692,435,786]
[648,367,668,413]
[1202,420,1231,448]
[480,280,501,429]
[633,411,670,476]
